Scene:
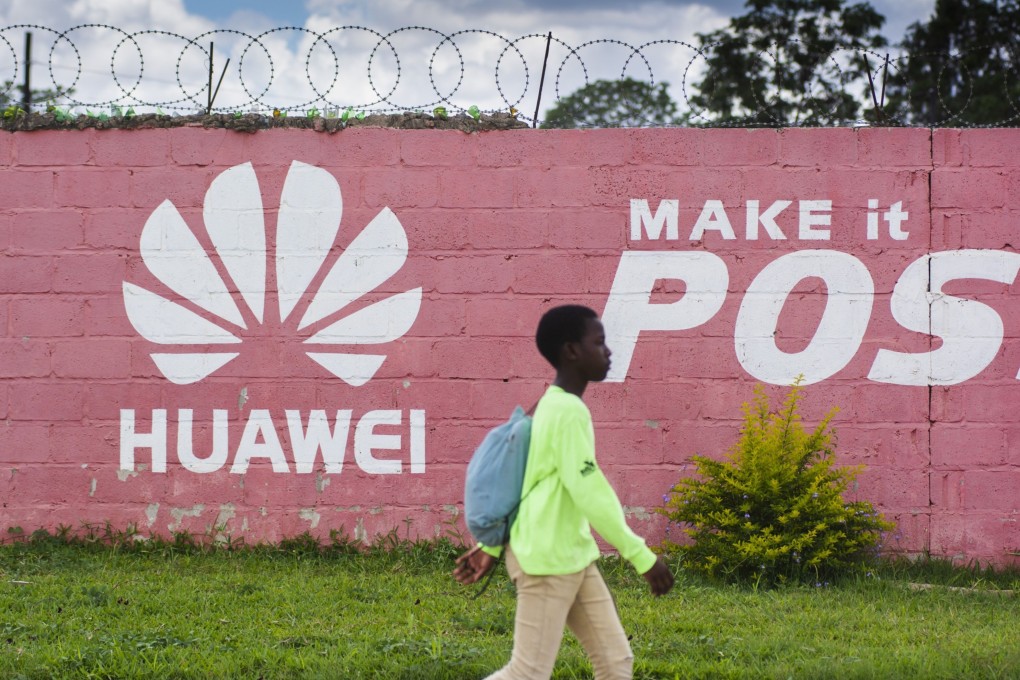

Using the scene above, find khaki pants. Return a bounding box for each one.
[485,548,634,680]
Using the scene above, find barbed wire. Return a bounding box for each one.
[0,23,1018,127]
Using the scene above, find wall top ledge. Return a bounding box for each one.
[0,111,530,133]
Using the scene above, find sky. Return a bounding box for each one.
[0,0,937,119]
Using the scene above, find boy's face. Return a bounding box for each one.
[571,317,612,382]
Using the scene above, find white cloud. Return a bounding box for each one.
[298,0,729,115]
[65,0,210,34]
[2,0,73,26]
[880,0,937,44]
[1,0,214,109]
[221,10,284,36]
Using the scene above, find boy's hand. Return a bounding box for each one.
[453,545,497,585]
[643,557,674,596]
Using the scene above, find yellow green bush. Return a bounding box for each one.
[660,381,893,586]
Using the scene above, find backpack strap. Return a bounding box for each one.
[470,475,544,599]
[524,385,546,416]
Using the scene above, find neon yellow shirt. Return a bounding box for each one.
[482,385,657,576]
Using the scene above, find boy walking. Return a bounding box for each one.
[454,305,674,679]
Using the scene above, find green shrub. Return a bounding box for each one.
[660,381,893,586]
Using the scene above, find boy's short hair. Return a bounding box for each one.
[535,305,598,368]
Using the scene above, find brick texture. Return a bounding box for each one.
[0,128,1016,566]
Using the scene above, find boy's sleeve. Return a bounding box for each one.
[555,409,657,575]
[479,543,503,558]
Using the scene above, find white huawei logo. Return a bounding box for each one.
[123,161,421,386]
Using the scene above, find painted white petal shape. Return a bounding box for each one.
[299,207,408,330]
[305,288,422,344]
[123,282,241,344]
[276,161,343,323]
[306,353,387,387]
[204,162,267,323]
[140,199,246,328]
[150,353,239,385]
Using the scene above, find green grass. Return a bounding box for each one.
[1,532,1018,679]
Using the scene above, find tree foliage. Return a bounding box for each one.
[660,382,893,586]
[883,0,1020,126]
[687,0,887,126]
[541,77,681,128]
[0,80,74,111]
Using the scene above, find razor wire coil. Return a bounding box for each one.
[1,23,1018,127]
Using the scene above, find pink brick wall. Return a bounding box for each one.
[0,127,1017,566]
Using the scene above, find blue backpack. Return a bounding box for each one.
[464,405,533,547]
